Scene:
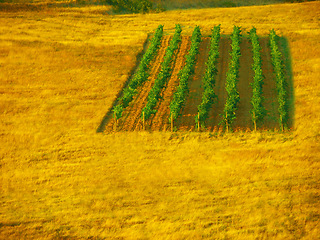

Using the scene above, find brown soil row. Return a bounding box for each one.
[206,37,231,131]
[260,37,279,130]
[233,38,254,130]
[176,38,211,131]
[120,36,172,131]
[149,36,191,131]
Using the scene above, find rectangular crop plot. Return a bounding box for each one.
[98,25,293,133]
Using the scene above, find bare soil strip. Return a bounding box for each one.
[260,37,279,130]
[233,38,254,130]
[120,36,172,131]
[150,36,191,131]
[278,37,294,129]
[176,37,211,131]
[206,37,231,131]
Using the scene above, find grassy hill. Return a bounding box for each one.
[0,0,314,13]
[0,1,319,239]
[155,0,285,10]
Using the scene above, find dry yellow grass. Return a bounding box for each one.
[0,1,320,239]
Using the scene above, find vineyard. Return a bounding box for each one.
[103,25,292,132]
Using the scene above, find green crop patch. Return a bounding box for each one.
[98,25,294,133]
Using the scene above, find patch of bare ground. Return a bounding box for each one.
[120,36,172,131]
[260,37,279,130]
[206,37,231,131]
[149,36,190,131]
[176,37,210,131]
[233,38,254,131]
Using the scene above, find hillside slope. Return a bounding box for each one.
[0,2,319,239]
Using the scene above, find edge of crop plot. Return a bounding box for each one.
[98,25,294,133]
[96,34,152,133]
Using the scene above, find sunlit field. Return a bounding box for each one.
[1,1,320,239]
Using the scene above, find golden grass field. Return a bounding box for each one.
[1,1,320,239]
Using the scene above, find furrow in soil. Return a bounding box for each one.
[121,36,172,131]
[260,37,279,130]
[233,38,254,130]
[176,37,211,131]
[206,37,231,131]
[150,36,191,131]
